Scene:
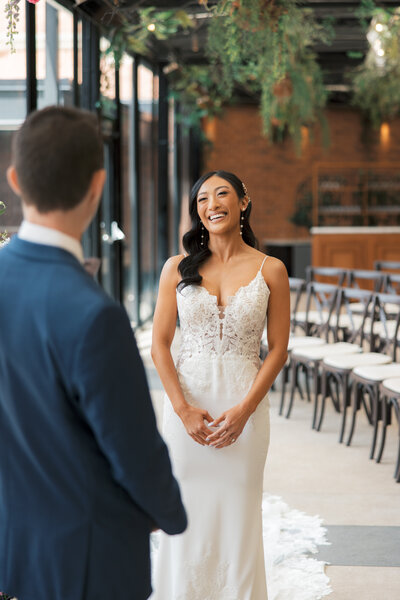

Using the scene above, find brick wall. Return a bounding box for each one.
[202,105,400,245]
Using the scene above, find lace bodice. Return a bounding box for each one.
[176,261,270,369]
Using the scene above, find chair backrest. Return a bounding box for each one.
[347,269,387,293]
[304,281,340,341]
[374,260,400,273]
[336,287,374,350]
[385,273,400,295]
[289,277,306,333]
[306,266,347,286]
[371,292,400,361]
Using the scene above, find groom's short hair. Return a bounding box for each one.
[12,106,104,213]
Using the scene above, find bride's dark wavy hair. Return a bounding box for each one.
[178,170,258,290]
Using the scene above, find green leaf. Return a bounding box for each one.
[175,10,195,29]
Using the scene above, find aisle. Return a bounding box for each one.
[137,325,400,600]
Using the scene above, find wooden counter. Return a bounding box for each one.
[311,227,400,270]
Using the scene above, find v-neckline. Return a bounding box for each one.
[199,269,269,309]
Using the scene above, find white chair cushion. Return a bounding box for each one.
[294,310,329,324]
[348,301,371,314]
[381,377,400,394]
[348,303,399,315]
[384,303,400,314]
[287,336,325,351]
[292,342,362,360]
[323,352,392,369]
[373,320,400,339]
[353,363,400,382]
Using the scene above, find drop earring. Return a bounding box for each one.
[240,211,244,236]
[201,223,205,247]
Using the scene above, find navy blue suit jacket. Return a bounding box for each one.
[0,237,186,600]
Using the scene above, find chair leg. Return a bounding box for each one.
[304,367,311,403]
[346,380,359,447]
[362,394,373,425]
[394,402,400,481]
[369,388,380,460]
[285,360,298,419]
[376,397,389,464]
[316,369,328,432]
[329,377,340,413]
[312,362,319,430]
[339,373,349,444]
[395,438,400,482]
[279,363,289,416]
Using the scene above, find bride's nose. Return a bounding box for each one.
[208,193,220,210]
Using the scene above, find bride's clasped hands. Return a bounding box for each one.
[206,402,252,448]
[177,401,252,448]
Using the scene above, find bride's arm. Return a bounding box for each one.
[208,258,290,448]
[242,257,290,411]
[151,256,214,446]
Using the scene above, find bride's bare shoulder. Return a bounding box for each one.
[161,254,185,282]
[261,255,289,286]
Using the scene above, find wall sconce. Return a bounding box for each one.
[301,126,309,149]
[380,122,390,148]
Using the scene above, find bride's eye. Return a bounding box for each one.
[218,191,227,196]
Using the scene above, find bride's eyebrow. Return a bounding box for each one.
[198,186,229,197]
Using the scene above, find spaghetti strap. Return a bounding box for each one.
[259,255,268,272]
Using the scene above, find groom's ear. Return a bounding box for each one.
[86,169,106,209]
[7,166,22,197]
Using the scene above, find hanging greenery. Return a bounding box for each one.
[164,62,228,139]
[5,0,21,53]
[5,0,39,54]
[104,7,195,69]
[96,7,194,126]
[351,1,400,127]
[101,1,334,149]
[0,202,9,246]
[205,0,333,149]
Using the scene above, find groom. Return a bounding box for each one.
[0,106,186,600]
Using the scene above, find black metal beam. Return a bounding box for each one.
[172,100,181,256]
[157,65,169,277]
[26,1,37,113]
[130,57,141,325]
[114,67,123,302]
[81,19,101,258]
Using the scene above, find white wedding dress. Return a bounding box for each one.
[151,256,331,600]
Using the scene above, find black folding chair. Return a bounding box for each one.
[277,278,325,415]
[379,378,400,482]
[283,282,359,427]
[316,288,391,443]
[347,293,400,461]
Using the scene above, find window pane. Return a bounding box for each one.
[120,54,136,320]
[138,63,157,323]
[37,0,74,108]
[0,1,27,235]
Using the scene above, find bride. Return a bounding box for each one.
[150,170,289,599]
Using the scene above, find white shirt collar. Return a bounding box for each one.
[18,220,84,264]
